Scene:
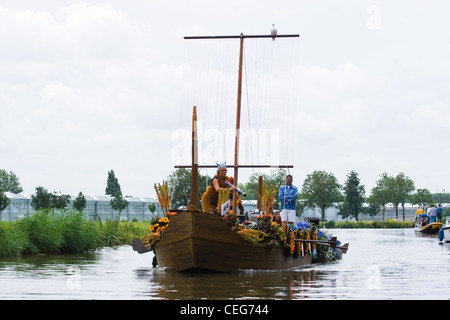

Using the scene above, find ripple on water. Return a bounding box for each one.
[1,229,449,299]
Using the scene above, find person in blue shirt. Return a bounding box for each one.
[278,174,298,224]
[436,204,443,222]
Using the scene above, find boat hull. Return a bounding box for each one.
[440,226,450,242]
[414,222,443,235]
[154,211,312,272]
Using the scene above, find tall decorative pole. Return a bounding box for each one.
[187,106,200,212]
[232,34,244,215]
[257,176,263,211]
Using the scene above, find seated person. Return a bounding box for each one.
[272,210,284,226]
[420,213,428,226]
[201,162,236,214]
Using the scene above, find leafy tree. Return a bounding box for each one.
[370,172,415,220]
[110,191,128,220]
[369,173,393,220]
[338,171,366,221]
[0,190,10,220]
[73,192,87,212]
[238,169,288,209]
[31,186,52,211]
[392,172,415,220]
[51,192,71,211]
[238,174,261,200]
[167,168,210,209]
[148,203,156,213]
[0,169,23,194]
[364,194,382,218]
[30,187,70,213]
[431,192,450,203]
[105,170,121,196]
[409,188,433,209]
[301,170,342,221]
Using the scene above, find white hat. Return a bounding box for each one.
[216,161,227,169]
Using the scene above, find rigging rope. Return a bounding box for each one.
[180,38,299,179]
[243,44,255,176]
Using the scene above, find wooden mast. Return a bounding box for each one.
[257,176,263,211]
[232,34,244,215]
[183,32,299,214]
[186,106,200,212]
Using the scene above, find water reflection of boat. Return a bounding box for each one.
[414,222,443,235]
[135,267,318,300]
[439,217,450,242]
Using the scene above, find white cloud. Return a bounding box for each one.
[0,1,449,199]
[0,3,183,196]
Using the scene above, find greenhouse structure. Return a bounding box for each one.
[1,193,426,222]
[0,192,164,222]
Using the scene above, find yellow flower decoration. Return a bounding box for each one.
[305,230,310,254]
[290,231,295,255]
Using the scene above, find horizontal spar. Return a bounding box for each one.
[184,34,299,40]
[174,165,294,168]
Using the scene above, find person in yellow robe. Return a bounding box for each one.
[202,162,236,214]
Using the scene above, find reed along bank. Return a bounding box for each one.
[0,210,148,257]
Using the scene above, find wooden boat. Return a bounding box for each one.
[132,105,347,272]
[133,31,349,272]
[414,221,443,235]
[154,210,312,272]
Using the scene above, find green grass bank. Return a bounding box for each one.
[0,210,149,257]
[320,220,414,229]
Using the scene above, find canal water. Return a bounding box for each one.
[0,229,449,300]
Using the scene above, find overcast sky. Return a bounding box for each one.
[1,0,449,198]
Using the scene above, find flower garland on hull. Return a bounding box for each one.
[140,216,169,251]
[139,211,342,263]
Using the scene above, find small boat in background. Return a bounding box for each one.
[414,221,443,235]
[439,217,450,242]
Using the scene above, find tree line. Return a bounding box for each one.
[164,168,449,222]
[0,169,131,223]
[1,168,449,222]
[238,169,447,221]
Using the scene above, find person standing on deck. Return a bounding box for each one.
[437,203,443,222]
[278,175,298,225]
[429,204,437,223]
[415,206,425,226]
